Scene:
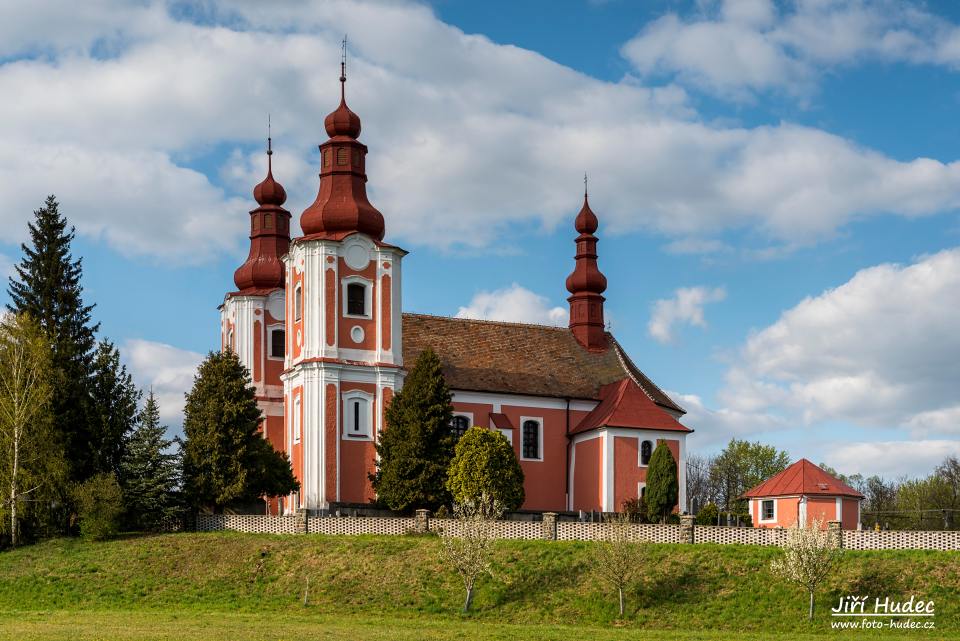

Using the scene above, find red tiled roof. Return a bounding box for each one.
[742,459,865,499]
[571,379,692,435]
[401,313,684,413]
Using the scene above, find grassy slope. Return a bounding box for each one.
[0,532,957,640]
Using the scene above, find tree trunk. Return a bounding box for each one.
[618,587,625,617]
[9,432,18,548]
[463,586,474,613]
[808,590,814,621]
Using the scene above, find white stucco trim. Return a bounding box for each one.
[759,498,778,524]
[450,390,597,413]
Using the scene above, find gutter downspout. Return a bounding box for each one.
[564,397,571,511]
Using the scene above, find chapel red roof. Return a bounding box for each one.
[571,378,691,434]
[401,313,684,413]
[742,459,865,499]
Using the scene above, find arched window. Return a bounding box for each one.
[336,147,348,165]
[451,416,469,440]
[294,286,302,322]
[640,440,653,466]
[347,282,366,316]
[323,149,330,167]
[263,213,273,229]
[522,419,541,460]
[342,391,373,439]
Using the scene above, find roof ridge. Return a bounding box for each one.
[402,311,571,332]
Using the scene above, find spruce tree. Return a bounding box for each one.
[645,443,679,523]
[120,389,180,530]
[90,340,141,478]
[181,351,297,513]
[7,195,98,481]
[371,348,455,512]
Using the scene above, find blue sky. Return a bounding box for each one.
[1,0,959,478]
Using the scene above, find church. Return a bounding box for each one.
[219,69,692,515]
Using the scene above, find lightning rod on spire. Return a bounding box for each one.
[584,172,588,198]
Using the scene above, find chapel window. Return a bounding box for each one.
[640,440,653,466]
[522,420,541,460]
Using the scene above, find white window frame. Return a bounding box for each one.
[293,396,301,445]
[294,285,302,322]
[638,481,646,499]
[341,276,373,320]
[760,498,777,523]
[342,390,374,440]
[268,324,285,360]
[519,416,544,462]
[639,439,654,467]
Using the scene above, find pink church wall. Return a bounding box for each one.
[614,436,642,510]
[339,382,378,504]
[572,437,602,512]
[807,497,836,526]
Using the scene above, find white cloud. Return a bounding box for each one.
[122,339,203,429]
[455,283,568,326]
[0,0,959,262]
[622,0,960,98]
[906,406,960,438]
[719,248,960,434]
[648,286,726,343]
[671,390,785,448]
[824,440,960,480]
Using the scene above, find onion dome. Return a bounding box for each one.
[233,136,292,294]
[300,63,385,241]
[324,97,361,139]
[565,194,608,295]
[566,184,608,351]
[253,143,287,206]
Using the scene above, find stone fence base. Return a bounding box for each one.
[192,512,960,550]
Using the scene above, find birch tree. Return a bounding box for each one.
[594,512,644,618]
[0,314,62,546]
[770,519,843,621]
[439,495,502,613]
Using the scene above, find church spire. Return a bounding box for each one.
[565,186,608,351]
[300,38,385,240]
[234,128,291,293]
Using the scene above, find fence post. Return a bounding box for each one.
[680,514,695,544]
[414,509,431,534]
[297,508,308,535]
[542,512,558,540]
[827,520,842,548]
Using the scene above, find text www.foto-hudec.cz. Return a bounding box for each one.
[830,596,936,630]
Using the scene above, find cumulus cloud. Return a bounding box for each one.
[824,440,960,480]
[718,248,960,434]
[622,0,960,98]
[670,390,785,448]
[455,283,568,326]
[0,0,959,261]
[122,339,203,429]
[648,286,726,343]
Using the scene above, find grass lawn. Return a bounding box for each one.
[0,532,956,640]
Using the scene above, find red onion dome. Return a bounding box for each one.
[575,195,599,234]
[324,99,361,139]
[253,166,286,206]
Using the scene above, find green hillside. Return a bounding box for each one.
[0,532,956,640]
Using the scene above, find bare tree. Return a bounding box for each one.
[594,512,644,618]
[770,519,843,621]
[0,314,56,547]
[439,495,502,613]
[685,453,714,514]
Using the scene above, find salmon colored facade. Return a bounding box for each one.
[744,460,864,530]
[221,72,692,514]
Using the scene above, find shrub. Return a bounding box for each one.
[446,427,524,511]
[74,472,123,540]
[695,502,719,525]
[621,497,650,523]
[645,443,679,523]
